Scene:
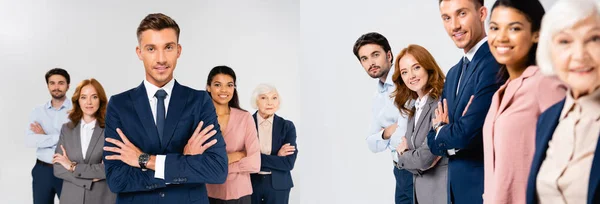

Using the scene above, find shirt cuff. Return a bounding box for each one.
[154,155,166,179]
[378,129,388,140]
[434,125,444,140]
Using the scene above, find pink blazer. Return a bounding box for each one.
[482,66,565,204]
[206,108,261,200]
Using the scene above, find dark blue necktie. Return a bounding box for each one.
[155,89,167,143]
[456,57,470,96]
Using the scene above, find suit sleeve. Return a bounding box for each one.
[398,114,439,171]
[429,57,500,152]
[103,97,168,193]
[428,80,447,156]
[229,114,261,173]
[163,94,228,184]
[54,125,93,190]
[260,121,298,171]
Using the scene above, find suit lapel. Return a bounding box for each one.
[588,132,600,203]
[272,115,284,153]
[414,97,435,135]
[84,123,103,163]
[71,122,84,162]
[455,43,491,113]
[252,112,259,137]
[161,81,188,152]
[131,82,161,149]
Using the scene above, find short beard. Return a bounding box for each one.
[369,66,390,79]
[51,92,65,100]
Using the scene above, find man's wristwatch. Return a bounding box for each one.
[138,153,150,171]
[432,121,446,131]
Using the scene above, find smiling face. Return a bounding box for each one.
[206,74,235,106]
[551,15,600,98]
[136,28,181,87]
[440,0,487,52]
[488,6,539,69]
[398,53,430,97]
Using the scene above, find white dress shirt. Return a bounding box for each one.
[143,79,175,180]
[80,119,96,159]
[366,67,409,163]
[437,37,488,155]
[414,94,429,128]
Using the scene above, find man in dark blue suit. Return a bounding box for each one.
[427,0,503,203]
[102,13,228,203]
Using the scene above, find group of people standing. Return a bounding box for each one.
[355,0,600,203]
[26,13,297,204]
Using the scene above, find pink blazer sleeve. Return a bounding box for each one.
[228,113,261,173]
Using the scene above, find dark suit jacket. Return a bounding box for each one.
[252,112,297,190]
[427,43,502,204]
[55,122,116,204]
[103,81,228,204]
[526,99,600,204]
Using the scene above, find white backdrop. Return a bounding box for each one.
[1,0,558,203]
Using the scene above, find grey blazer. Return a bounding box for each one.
[54,122,116,204]
[396,96,448,204]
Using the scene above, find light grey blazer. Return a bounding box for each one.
[54,121,116,204]
[396,96,448,204]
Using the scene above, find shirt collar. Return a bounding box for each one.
[144,78,175,100]
[80,119,97,129]
[257,114,274,126]
[46,99,72,110]
[464,37,488,61]
[415,93,430,109]
[560,87,600,120]
[377,65,396,92]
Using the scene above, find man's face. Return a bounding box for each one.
[357,44,392,80]
[47,75,69,100]
[440,0,487,52]
[136,28,181,87]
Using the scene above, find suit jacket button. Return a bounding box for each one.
[78,174,82,176]
[160,192,165,197]
[83,185,86,188]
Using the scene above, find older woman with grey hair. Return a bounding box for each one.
[249,84,297,204]
[526,0,600,203]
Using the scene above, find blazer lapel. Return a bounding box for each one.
[272,115,284,154]
[455,43,492,112]
[161,81,188,152]
[497,67,538,115]
[406,113,416,149]
[252,112,259,137]
[84,123,103,163]
[589,132,600,203]
[71,122,84,162]
[131,82,161,149]
[414,96,435,135]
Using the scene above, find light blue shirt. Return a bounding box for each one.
[25,100,72,164]
[366,67,408,162]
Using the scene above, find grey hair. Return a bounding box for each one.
[250,83,280,109]
[537,0,600,75]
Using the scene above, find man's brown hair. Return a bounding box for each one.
[439,0,484,8]
[136,13,180,42]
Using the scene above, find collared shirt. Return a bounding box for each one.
[536,88,600,204]
[147,78,175,180]
[414,94,429,127]
[80,119,96,159]
[436,37,488,155]
[26,99,73,164]
[257,114,274,175]
[366,66,408,162]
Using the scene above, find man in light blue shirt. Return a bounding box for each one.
[353,32,412,204]
[26,68,72,204]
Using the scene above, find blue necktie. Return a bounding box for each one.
[456,57,470,96]
[155,89,167,143]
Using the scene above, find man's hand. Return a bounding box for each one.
[277,143,296,157]
[53,145,72,170]
[432,99,449,129]
[227,151,247,164]
[104,128,143,168]
[382,124,398,139]
[183,121,218,155]
[30,122,46,135]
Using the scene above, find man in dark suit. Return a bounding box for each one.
[427,0,502,203]
[102,13,228,203]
